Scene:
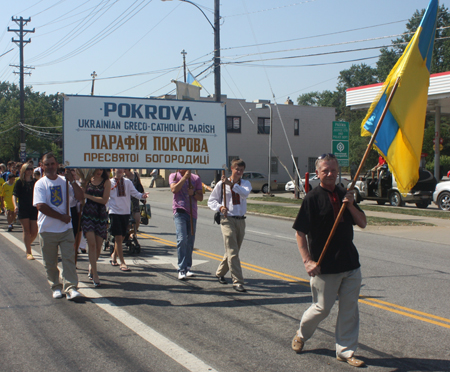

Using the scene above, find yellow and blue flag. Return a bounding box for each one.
[187,71,202,87]
[361,0,438,194]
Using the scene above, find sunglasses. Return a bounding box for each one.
[317,153,336,160]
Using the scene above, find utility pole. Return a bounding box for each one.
[181,49,187,82]
[214,0,221,102]
[91,71,97,95]
[8,16,34,161]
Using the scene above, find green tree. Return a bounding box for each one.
[0,82,62,163]
[377,4,450,80]
[298,64,380,168]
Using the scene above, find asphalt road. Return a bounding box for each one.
[0,188,449,372]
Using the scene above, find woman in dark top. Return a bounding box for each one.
[80,169,111,287]
[13,163,38,260]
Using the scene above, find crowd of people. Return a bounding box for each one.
[1,153,368,367]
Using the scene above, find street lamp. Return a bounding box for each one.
[162,0,221,102]
[255,103,273,195]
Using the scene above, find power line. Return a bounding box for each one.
[32,1,152,67]
[225,0,317,18]
[222,19,411,51]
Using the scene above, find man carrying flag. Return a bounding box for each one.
[291,154,367,367]
[291,0,439,367]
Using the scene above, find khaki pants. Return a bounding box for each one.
[299,268,361,359]
[39,229,78,292]
[216,217,246,285]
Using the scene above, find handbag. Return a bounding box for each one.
[140,200,151,225]
[214,211,221,225]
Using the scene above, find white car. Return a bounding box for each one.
[433,181,450,210]
[285,174,351,193]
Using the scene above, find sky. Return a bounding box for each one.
[0,0,446,104]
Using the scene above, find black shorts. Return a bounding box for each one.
[18,206,38,221]
[109,214,130,236]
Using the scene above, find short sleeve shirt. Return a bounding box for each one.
[13,178,36,210]
[33,175,74,233]
[292,185,362,274]
[169,172,202,219]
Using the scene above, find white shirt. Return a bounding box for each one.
[208,179,251,217]
[109,177,143,215]
[33,175,74,233]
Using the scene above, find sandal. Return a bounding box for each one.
[110,260,119,267]
[120,265,131,272]
[26,254,35,260]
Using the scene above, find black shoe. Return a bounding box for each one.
[233,284,246,292]
[216,275,227,284]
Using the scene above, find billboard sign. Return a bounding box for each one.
[63,95,227,169]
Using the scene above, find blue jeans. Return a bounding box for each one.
[173,212,196,272]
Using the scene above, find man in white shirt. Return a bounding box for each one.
[33,153,84,300]
[208,159,252,292]
[109,168,148,271]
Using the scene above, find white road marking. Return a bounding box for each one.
[0,231,218,372]
[246,229,296,241]
[132,255,209,269]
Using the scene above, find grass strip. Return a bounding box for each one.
[199,200,437,225]
[366,216,434,226]
[359,205,449,220]
[250,196,303,205]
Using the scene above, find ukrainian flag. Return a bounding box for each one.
[361,0,438,194]
[187,71,202,87]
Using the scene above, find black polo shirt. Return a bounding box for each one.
[292,185,362,274]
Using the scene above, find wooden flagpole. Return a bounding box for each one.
[317,77,400,267]
[222,170,226,213]
[188,177,194,236]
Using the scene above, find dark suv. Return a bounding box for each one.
[354,167,437,208]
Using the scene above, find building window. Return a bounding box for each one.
[257,117,270,134]
[227,116,241,133]
[270,156,278,173]
[294,119,299,136]
[308,157,317,173]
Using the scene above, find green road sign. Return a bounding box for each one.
[332,121,349,141]
[332,140,349,167]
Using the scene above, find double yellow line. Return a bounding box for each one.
[138,232,450,329]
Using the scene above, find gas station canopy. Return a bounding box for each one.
[346,71,450,115]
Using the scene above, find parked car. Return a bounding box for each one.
[354,167,436,208]
[433,181,450,210]
[211,171,277,194]
[242,172,277,193]
[285,174,351,193]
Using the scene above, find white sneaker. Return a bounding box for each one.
[66,289,81,301]
[178,271,186,280]
[186,270,195,277]
[52,289,63,299]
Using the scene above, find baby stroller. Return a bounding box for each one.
[104,214,141,255]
